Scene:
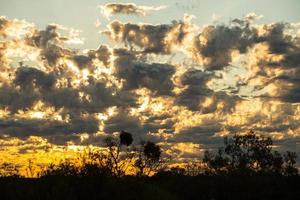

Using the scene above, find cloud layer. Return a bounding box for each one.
[0,13,299,164]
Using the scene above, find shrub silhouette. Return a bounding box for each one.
[41,160,79,177]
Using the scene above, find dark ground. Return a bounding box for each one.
[0,175,299,200]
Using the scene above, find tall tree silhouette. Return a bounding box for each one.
[103,130,135,177]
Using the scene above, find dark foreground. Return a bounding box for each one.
[0,175,299,200]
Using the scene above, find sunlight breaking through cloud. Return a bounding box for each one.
[0,4,300,171]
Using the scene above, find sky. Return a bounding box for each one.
[0,0,300,175]
[1,0,300,48]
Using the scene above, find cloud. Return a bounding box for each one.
[112,48,175,95]
[0,85,38,113]
[103,108,142,134]
[26,24,83,67]
[162,142,203,161]
[174,69,240,112]
[30,25,62,48]
[0,14,300,163]
[244,22,300,102]
[0,16,33,38]
[87,45,112,66]
[0,16,12,37]
[104,15,195,54]
[100,3,166,18]
[14,66,56,90]
[190,19,258,70]
[175,69,215,110]
[0,117,99,139]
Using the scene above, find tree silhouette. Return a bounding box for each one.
[203,131,298,176]
[79,147,111,177]
[135,141,162,176]
[283,151,298,176]
[203,149,229,175]
[103,131,135,177]
[119,130,133,146]
[144,141,161,161]
[100,132,163,177]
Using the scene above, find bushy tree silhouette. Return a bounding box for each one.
[102,131,135,177]
[135,141,162,176]
[203,131,298,176]
[283,151,298,176]
[144,141,161,161]
[119,130,133,146]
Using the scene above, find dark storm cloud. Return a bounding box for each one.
[120,61,175,95]
[41,87,81,110]
[26,24,111,69]
[252,23,300,72]
[187,18,300,104]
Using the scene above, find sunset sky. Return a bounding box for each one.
[0,0,300,174]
